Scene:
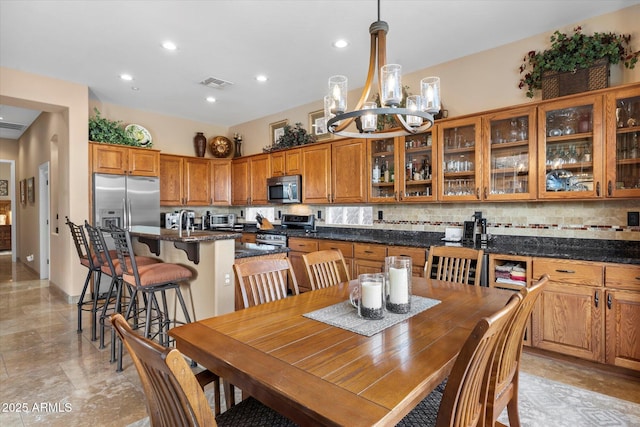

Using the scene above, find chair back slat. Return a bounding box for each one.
[66,217,94,268]
[302,250,350,290]
[107,225,140,284]
[427,246,484,285]
[486,274,550,425]
[436,292,521,427]
[84,221,118,276]
[111,313,217,427]
[234,258,299,309]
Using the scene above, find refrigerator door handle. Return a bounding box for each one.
[128,199,133,230]
[122,198,128,229]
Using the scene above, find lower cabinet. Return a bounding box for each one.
[387,245,427,277]
[287,237,319,293]
[353,243,387,275]
[318,240,354,280]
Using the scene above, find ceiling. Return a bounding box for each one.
[1,0,639,140]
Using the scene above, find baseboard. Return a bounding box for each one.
[49,281,80,304]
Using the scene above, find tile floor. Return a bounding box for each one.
[0,253,638,426]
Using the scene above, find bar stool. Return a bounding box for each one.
[108,225,194,372]
[66,217,103,341]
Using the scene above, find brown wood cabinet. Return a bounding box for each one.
[318,240,354,279]
[301,143,332,204]
[353,242,387,276]
[91,142,160,176]
[231,154,270,205]
[271,148,302,177]
[160,154,211,206]
[387,245,426,277]
[287,237,319,293]
[332,139,367,203]
[210,159,231,206]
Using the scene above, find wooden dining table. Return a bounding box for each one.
[169,277,513,426]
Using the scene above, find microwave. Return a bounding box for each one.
[267,175,301,204]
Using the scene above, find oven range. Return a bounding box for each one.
[254,213,316,247]
[255,232,287,247]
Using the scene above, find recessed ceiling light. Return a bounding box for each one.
[333,39,349,48]
[131,87,139,91]
[255,75,268,82]
[120,74,133,81]
[0,117,3,120]
[206,96,216,103]
[162,41,177,50]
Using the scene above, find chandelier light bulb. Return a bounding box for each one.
[406,95,424,127]
[328,75,347,114]
[381,64,402,107]
[361,102,378,132]
[421,77,441,113]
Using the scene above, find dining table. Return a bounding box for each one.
[169,277,513,426]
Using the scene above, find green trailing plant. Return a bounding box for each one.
[264,122,316,152]
[519,26,639,98]
[88,108,138,146]
[373,85,411,131]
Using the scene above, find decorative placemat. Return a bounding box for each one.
[303,295,441,337]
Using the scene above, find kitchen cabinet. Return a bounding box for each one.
[353,243,387,276]
[482,106,537,200]
[387,245,426,276]
[210,159,231,205]
[287,237,319,293]
[318,240,354,279]
[231,154,271,205]
[332,138,367,203]
[604,264,640,370]
[91,142,160,176]
[271,148,302,177]
[531,257,604,362]
[160,154,210,206]
[537,93,604,199]
[437,116,483,201]
[605,84,640,197]
[301,143,332,203]
[238,233,256,244]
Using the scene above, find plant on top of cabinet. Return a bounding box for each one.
[263,122,316,152]
[519,26,639,98]
[89,108,140,146]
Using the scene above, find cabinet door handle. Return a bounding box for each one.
[555,269,575,274]
[476,187,480,199]
[607,293,612,310]
[327,195,331,203]
[596,181,600,197]
[364,250,374,254]
[594,290,599,308]
[608,180,612,197]
[484,187,488,199]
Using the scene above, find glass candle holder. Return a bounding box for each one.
[406,95,424,127]
[381,64,402,107]
[350,273,385,320]
[385,256,412,313]
[324,95,336,129]
[421,77,441,113]
[328,75,348,114]
[361,102,378,132]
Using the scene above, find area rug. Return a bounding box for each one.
[129,371,640,426]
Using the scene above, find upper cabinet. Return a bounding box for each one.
[437,116,483,201]
[160,154,211,206]
[332,139,367,204]
[605,85,640,198]
[91,142,160,176]
[271,148,302,177]
[301,143,332,204]
[231,154,270,205]
[537,94,603,199]
[210,159,232,206]
[482,106,537,200]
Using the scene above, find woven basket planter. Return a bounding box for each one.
[541,59,610,99]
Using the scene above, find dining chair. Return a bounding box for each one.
[485,274,550,427]
[425,245,484,285]
[302,249,350,290]
[397,292,522,427]
[110,313,298,426]
[233,258,300,309]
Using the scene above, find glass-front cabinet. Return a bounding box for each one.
[537,94,603,199]
[399,131,436,202]
[368,136,398,202]
[437,117,482,201]
[483,106,537,200]
[605,86,640,198]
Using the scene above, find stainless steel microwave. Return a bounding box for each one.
[267,175,301,204]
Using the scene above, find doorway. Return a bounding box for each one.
[39,162,50,279]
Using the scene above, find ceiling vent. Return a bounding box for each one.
[0,121,27,131]
[200,76,234,89]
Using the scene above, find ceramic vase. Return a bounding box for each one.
[194,132,206,157]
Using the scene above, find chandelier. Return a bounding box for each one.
[325,0,441,139]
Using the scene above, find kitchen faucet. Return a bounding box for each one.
[178,209,192,237]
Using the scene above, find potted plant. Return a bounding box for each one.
[264,122,315,152]
[89,108,138,146]
[519,26,639,98]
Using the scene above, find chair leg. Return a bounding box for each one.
[90,270,103,341]
[99,275,118,349]
[76,269,92,333]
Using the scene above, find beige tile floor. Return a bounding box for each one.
[0,253,638,426]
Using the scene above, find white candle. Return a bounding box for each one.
[361,281,382,309]
[389,267,409,304]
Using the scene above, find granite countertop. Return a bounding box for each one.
[235,242,289,259]
[129,226,241,242]
[242,225,640,265]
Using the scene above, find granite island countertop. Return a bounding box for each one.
[129,226,241,242]
[235,242,289,259]
[242,225,640,265]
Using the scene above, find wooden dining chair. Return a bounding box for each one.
[110,313,297,426]
[397,292,522,427]
[485,274,550,427]
[233,258,300,309]
[302,249,350,290]
[425,245,484,285]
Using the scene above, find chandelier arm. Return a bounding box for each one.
[327,107,434,139]
[334,31,379,133]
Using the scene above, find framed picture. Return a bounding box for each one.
[20,179,26,205]
[270,119,288,146]
[27,177,35,203]
[0,180,8,197]
[309,109,331,141]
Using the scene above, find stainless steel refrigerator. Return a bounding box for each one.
[93,173,160,294]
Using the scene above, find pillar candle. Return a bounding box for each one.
[361,281,382,309]
[389,267,409,304]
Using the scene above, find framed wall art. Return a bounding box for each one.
[20,179,26,205]
[27,177,35,203]
[269,119,288,146]
[309,109,331,141]
[0,179,8,197]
